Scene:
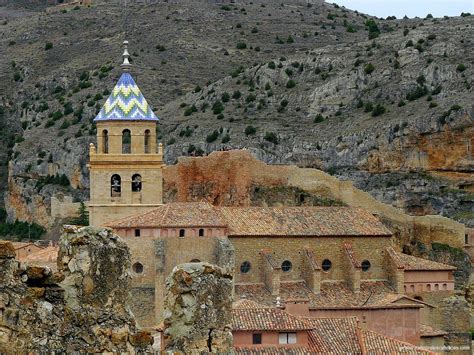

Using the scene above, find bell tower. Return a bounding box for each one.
[88,41,164,227]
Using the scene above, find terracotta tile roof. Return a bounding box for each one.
[107,203,392,238]
[386,247,405,269]
[107,202,227,228]
[420,324,448,337]
[22,246,58,263]
[220,206,392,237]
[235,281,423,310]
[343,242,361,268]
[304,317,433,354]
[362,328,433,354]
[234,346,310,354]
[304,317,360,354]
[232,300,311,331]
[303,248,320,271]
[392,250,456,271]
[233,299,264,309]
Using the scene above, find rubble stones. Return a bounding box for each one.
[163,262,234,354]
[0,226,152,353]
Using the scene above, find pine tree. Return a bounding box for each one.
[73,202,89,226]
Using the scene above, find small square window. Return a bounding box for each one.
[179,229,185,238]
[279,332,297,344]
[252,333,262,344]
[134,229,141,237]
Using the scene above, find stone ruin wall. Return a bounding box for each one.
[0,226,152,353]
[163,262,233,353]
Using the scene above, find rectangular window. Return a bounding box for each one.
[134,229,141,237]
[252,333,262,345]
[279,332,297,344]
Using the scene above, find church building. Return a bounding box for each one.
[88,42,460,350]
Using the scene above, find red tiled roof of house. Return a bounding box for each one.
[234,346,311,354]
[420,324,448,337]
[304,317,433,354]
[304,317,360,354]
[107,202,227,228]
[233,299,264,309]
[232,299,311,331]
[392,250,456,271]
[235,281,423,310]
[220,206,392,237]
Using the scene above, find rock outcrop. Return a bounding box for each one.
[163,262,233,354]
[0,226,152,353]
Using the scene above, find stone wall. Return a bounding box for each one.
[162,150,465,251]
[163,262,233,353]
[0,226,152,353]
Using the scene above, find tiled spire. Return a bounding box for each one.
[94,41,158,122]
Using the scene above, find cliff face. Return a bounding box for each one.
[0,226,152,353]
[1,1,473,229]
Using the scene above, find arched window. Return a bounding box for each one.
[122,129,131,154]
[240,261,251,273]
[102,129,109,154]
[144,129,151,154]
[281,260,292,272]
[199,228,204,237]
[322,259,332,272]
[132,174,142,192]
[111,174,121,197]
[179,229,185,238]
[426,284,431,291]
[361,260,371,272]
[132,262,143,274]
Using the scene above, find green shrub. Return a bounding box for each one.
[268,61,276,69]
[184,105,198,116]
[264,132,279,144]
[405,40,414,47]
[13,72,21,82]
[406,85,428,101]
[221,92,230,102]
[364,63,375,74]
[232,90,242,99]
[236,41,247,49]
[212,101,224,115]
[287,35,294,44]
[364,102,373,113]
[398,100,406,107]
[365,19,380,39]
[167,138,176,145]
[286,80,296,88]
[45,42,53,50]
[206,130,219,143]
[194,85,201,93]
[245,125,257,136]
[314,114,325,123]
[285,68,293,76]
[45,119,55,128]
[221,134,230,143]
[245,94,256,103]
[346,24,356,33]
[371,104,386,117]
[456,64,466,72]
[60,120,70,129]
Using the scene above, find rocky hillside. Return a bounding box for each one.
[0,0,473,228]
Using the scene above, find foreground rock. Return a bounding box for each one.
[0,226,152,353]
[163,262,233,354]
